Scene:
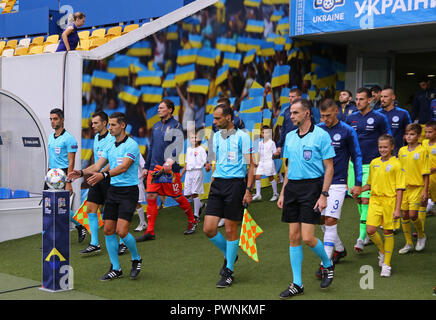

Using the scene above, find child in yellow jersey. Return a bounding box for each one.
[423,120,436,217]
[361,134,405,277]
[397,123,430,254]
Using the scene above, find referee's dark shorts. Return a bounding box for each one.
[104,185,139,222]
[87,175,111,205]
[281,177,323,225]
[206,178,246,222]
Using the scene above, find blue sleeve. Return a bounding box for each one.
[125,141,140,162]
[404,109,412,125]
[321,131,335,160]
[278,116,288,148]
[380,113,392,135]
[144,129,153,170]
[348,128,363,186]
[241,132,252,155]
[283,133,290,159]
[67,134,78,153]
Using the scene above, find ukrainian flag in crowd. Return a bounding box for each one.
[243,49,256,64]
[135,70,163,86]
[223,52,242,69]
[182,16,200,33]
[276,17,289,35]
[188,79,210,95]
[162,73,177,88]
[206,96,219,114]
[166,25,179,41]
[262,108,272,126]
[260,41,275,57]
[132,136,150,155]
[166,96,181,117]
[216,37,236,53]
[126,41,152,57]
[308,85,317,100]
[271,64,290,88]
[215,64,229,86]
[196,48,219,67]
[314,66,336,88]
[237,37,263,52]
[82,102,96,129]
[249,87,264,98]
[176,49,198,65]
[276,102,289,127]
[175,64,196,84]
[129,59,147,74]
[118,86,141,105]
[146,104,160,129]
[246,19,264,33]
[105,102,126,117]
[280,87,290,106]
[91,70,116,89]
[240,96,263,113]
[82,74,91,92]
[244,0,261,7]
[189,34,203,49]
[141,86,163,103]
[239,112,263,133]
[270,10,284,22]
[81,138,94,162]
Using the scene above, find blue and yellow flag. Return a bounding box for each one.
[175,64,196,84]
[240,96,263,113]
[81,138,94,161]
[188,79,210,95]
[280,87,290,106]
[243,49,256,64]
[91,70,116,89]
[262,108,272,126]
[260,41,275,57]
[135,70,163,86]
[146,104,160,129]
[129,59,147,74]
[216,37,236,53]
[270,10,284,22]
[276,102,289,127]
[82,74,91,92]
[126,41,151,57]
[118,86,141,105]
[166,96,181,117]
[196,48,219,67]
[162,73,177,88]
[141,86,163,103]
[189,34,203,49]
[237,37,263,52]
[271,65,290,88]
[166,25,178,41]
[244,0,261,7]
[246,19,264,33]
[176,48,198,65]
[215,64,229,86]
[132,136,150,155]
[223,52,242,69]
[276,17,289,35]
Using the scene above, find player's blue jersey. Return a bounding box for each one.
[318,121,363,186]
[144,116,183,173]
[47,129,78,169]
[93,130,116,163]
[346,110,391,165]
[379,107,411,154]
[431,99,436,121]
[101,135,140,187]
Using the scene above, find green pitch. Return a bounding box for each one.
[0,186,435,300]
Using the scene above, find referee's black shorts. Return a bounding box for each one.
[281,177,323,225]
[87,175,110,205]
[104,185,139,222]
[205,178,246,222]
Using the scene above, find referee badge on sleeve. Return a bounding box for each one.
[303,150,312,161]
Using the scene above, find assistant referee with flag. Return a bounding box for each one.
[203,102,255,288]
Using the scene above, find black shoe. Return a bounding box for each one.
[118,243,128,255]
[100,266,123,281]
[315,265,323,280]
[320,263,334,289]
[76,225,86,243]
[135,232,156,242]
[332,248,347,264]
[279,283,304,299]
[184,218,199,235]
[130,259,142,279]
[216,267,233,288]
[79,244,101,255]
[220,255,239,276]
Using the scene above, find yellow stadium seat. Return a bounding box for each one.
[29,45,44,55]
[121,24,139,35]
[76,39,90,51]
[18,38,31,48]
[105,26,122,41]
[78,30,90,40]
[43,43,58,53]
[0,40,5,50]
[14,47,28,56]
[89,38,107,50]
[89,28,106,39]
[45,34,59,45]
[4,39,17,50]
[1,48,14,57]
[28,36,44,49]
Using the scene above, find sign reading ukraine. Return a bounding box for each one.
[291,0,436,36]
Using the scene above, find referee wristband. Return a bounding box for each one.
[102,172,110,179]
[246,187,253,192]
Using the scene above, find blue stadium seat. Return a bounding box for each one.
[12,189,30,198]
[0,187,12,199]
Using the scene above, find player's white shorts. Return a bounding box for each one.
[138,179,146,203]
[255,160,276,177]
[321,184,347,219]
[184,169,204,196]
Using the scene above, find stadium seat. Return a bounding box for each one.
[14,46,28,56]
[122,24,139,35]
[4,39,17,50]
[89,37,107,50]
[43,43,58,53]
[0,187,12,199]
[28,36,44,49]
[18,38,31,48]
[1,48,13,57]
[89,28,106,39]
[45,34,59,45]
[105,26,122,41]
[12,189,30,198]
[29,45,44,55]
[76,39,90,51]
[78,30,90,41]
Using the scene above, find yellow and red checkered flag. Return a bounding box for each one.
[239,209,263,262]
[72,200,104,233]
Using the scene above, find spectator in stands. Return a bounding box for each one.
[56,12,86,52]
[176,84,195,131]
[412,77,436,124]
[337,90,357,122]
[153,32,166,70]
[370,85,382,110]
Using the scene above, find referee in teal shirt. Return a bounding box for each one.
[277,98,336,298]
[203,103,255,288]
